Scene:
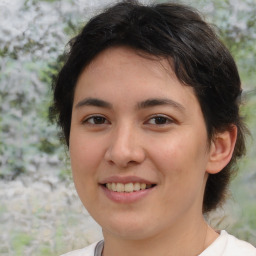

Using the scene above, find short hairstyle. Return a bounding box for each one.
[52,0,247,213]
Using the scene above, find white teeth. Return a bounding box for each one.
[111,183,117,192]
[116,183,124,192]
[124,183,133,193]
[134,182,140,191]
[105,182,153,192]
[140,183,146,190]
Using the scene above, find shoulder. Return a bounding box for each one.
[60,241,101,256]
[201,230,256,256]
[223,231,256,255]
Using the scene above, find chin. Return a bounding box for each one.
[104,226,153,240]
[99,215,160,240]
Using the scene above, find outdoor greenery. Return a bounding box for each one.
[0,0,255,255]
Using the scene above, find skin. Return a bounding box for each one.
[69,47,236,256]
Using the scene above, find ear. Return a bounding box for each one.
[206,126,237,174]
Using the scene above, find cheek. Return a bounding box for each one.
[149,129,208,180]
[69,132,100,179]
[69,133,101,206]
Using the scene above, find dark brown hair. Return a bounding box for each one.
[52,1,247,213]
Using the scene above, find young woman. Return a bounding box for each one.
[52,1,256,255]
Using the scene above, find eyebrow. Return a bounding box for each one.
[75,97,185,112]
[137,98,185,112]
[75,98,112,109]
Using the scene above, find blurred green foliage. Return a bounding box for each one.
[0,0,84,179]
[11,233,33,256]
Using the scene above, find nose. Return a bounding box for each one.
[104,124,146,168]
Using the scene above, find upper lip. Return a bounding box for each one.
[99,176,156,185]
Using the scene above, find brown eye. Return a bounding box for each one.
[154,117,168,124]
[83,115,109,125]
[147,115,173,125]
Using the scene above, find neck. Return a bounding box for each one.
[102,215,218,256]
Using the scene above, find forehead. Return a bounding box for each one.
[85,47,173,81]
[74,46,200,111]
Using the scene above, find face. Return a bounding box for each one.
[69,47,211,240]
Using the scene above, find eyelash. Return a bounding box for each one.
[82,115,109,125]
[146,115,174,125]
[82,114,174,126]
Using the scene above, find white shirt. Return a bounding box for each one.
[199,230,256,256]
[61,230,256,256]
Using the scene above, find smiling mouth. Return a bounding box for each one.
[103,182,156,193]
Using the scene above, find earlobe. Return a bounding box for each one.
[206,126,237,174]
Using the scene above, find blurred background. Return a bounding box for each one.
[0,0,255,255]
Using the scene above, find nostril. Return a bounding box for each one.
[104,137,146,168]
[127,160,140,166]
